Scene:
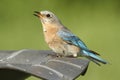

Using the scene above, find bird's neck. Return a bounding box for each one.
[42,22,63,32]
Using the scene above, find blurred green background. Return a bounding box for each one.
[0,0,119,80]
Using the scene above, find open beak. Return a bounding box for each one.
[33,11,43,18]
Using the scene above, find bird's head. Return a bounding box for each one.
[34,10,61,25]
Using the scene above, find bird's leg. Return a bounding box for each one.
[66,55,75,58]
[47,53,64,58]
[56,53,64,57]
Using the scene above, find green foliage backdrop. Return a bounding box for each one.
[0,0,119,80]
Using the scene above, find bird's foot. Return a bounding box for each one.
[47,53,64,58]
[66,55,75,58]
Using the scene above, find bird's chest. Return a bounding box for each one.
[43,25,60,44]
[43,26,66,51]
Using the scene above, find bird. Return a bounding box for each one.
[34,10,107,66]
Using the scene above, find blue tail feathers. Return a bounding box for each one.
[82,50,107,66]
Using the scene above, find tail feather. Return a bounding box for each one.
[87,57,101,66]
[90,50,100,55]
[82,50,107,65]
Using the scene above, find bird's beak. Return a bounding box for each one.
[33,11,43,18]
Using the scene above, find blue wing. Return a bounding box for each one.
[57,28,88,50]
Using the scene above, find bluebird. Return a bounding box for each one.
[34,10,107,65]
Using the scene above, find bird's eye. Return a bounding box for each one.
[46,14,51,18]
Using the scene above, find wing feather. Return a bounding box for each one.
[57,28,88,50]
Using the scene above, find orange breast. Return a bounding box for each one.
[42,24,59,44]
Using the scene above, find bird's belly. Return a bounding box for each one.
[48,40,80,57]
[66,44,80,57]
